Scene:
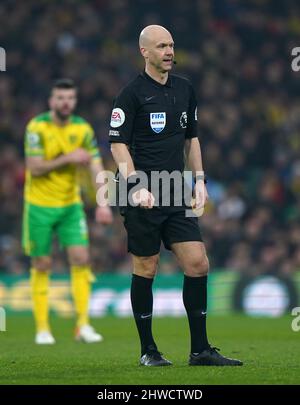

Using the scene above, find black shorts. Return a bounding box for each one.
[122,206,203,256]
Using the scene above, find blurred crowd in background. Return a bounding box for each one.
[1,0,300,276]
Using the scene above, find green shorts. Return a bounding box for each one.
[22,202,89,257]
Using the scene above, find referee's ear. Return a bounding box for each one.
[140,47,148,60]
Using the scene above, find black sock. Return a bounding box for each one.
[130,274,157,355]
[183,274,209,354]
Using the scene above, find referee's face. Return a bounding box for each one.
[145,34,174,74]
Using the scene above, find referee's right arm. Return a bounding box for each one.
[109,87,137,179]
[110,144,136,179]
[109,87,154,208]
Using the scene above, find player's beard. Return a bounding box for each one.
[54,109,72,123]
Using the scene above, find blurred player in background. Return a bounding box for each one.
[23,79,113,344]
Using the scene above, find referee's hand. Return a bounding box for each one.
[132,188,155,209]
[192,180,209,215]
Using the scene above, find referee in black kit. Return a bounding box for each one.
[109,25,242,367]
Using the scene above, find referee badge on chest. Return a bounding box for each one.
[180,111,187,129]
[150,112,166,133]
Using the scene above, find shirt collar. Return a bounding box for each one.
[141,70,172,88]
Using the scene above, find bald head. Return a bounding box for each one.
[139,25,173,49]
[139,25,174,76]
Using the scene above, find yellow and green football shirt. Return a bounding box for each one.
[24,111,101,207]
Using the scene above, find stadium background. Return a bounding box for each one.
[0,0,300,318]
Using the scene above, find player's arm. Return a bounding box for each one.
[90,159,113,224]
[83,127,113,224]
[26,155,65,176]
[25,128,90,176]
[26,151,91,176]
[109,88,154,208]
[184,85,208,209]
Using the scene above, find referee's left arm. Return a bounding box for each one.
[184,85,208,209]
[185,137,204,178]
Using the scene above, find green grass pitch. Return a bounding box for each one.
[0,315,299,385]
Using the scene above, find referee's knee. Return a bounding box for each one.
[184,254,209,277]
[132,255,159,279]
